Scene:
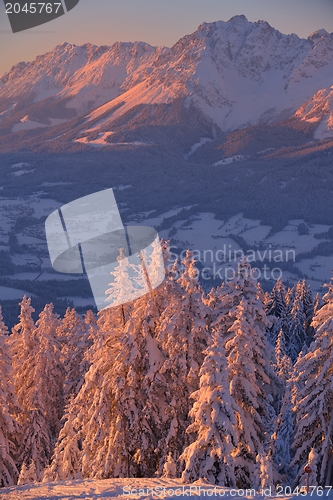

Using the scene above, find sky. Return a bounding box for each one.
[0,0,333,77]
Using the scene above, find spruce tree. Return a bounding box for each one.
[180,332,238,486]
[287,282,307,363]
[11,302,64,480]
[58,308,92,401]
[271,379,296,485]
[291,280,333,485]
[275,329,293,382]
[43,397,82,482]
[224,260,274,488]
[156,250,209,475]
[265,279,288,346]
[0,307,20,487]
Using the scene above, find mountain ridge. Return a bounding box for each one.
[1,15,333,153]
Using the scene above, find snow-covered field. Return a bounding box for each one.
[0,285,35,300]
[128,211,333,290]
[2,478,332,500]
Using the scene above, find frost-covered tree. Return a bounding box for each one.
[0,307,20,487]
[313,293,321,315]
[266,279,288,345]
[299,280,315,344]
[255,452,274,489]
[271,380,296,485]
[43,398,82,483]
[17,460,37,485]
[162,453,177,478]
[291,280,333,486]
[70,258,169,479]
[58,308,92,401]
[10,296,36,418]
[180,332,238,486]
[224,260,274,488]
[105,247,148,310]
[33,304,64,439]
[11,302,64,479]
[19,409,51,482]
[287,283,307,363]
[156,250,209,475]
[102,293,167,478]
[275,329,293,382]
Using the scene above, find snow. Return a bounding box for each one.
[295,87,333,139]
[74,132,114,147]
[113,184,133,191]
[2,477,332,500]
[75,132,153,148]
[40,182,73,187]
[10,169,35,177]
[25,198,62,218]
[11,162,32,169]
[0,286,35,300]
[294,256,333,282]
[184,137,213,159]
[241,225,272,245]
[65,297,96,307]
[213,155,245,166]
[12,118,68,133]
[12,121,47,133]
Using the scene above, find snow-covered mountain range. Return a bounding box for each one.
[1,15,333,151]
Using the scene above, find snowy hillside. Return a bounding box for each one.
[1,15,333,147]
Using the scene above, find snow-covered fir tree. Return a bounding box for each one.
[275,329,293,382]
[11,302,64,480]
[156,250,209,475]
[0,307,20,487]
[68,251,168,479]
[104,295,166,478]
[17,460,37,485]
[254,452,274,489]
[57,308,93,401]
[43,397,82,483]
[162,453,177,478]
[298,280,315,345]
[66,307,124,480]
[180,331,238,486]
[287,282,307,363]
[105,247,149,309]
[291,279,333,486]
[224,260,274,488]
[19,409,51,482]
[265,279,288,345]
[271,379,296,486]
[33,304,64,439]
